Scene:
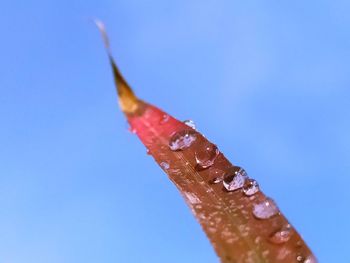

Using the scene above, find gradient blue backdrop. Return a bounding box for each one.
[1,1,349,262]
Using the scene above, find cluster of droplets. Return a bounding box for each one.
[164,119,307,257]
[166,120,272,215]
[167,120,272,218]
[211,165,281,228]
[129,115,314,262]
[219,166,262,199]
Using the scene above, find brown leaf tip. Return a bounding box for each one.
[94,19,139,113]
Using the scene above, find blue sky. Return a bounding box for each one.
[1,0,349,262]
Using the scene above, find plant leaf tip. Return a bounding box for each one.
[95,19,139,114]
[93,19,110,49]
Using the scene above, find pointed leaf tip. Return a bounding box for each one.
[94,19,139,113]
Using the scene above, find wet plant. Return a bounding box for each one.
[95,21,317,263]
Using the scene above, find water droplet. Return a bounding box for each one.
[195,143,219,169]
[212,177,223,184]
[297,255,304,262]
[160,114,169,124]
[129,126,137,134]
[223,166,248,191]
[160,162,170,170]
[146,148,151,155]
[253,198,279,219]
[183,119,196,129]
[208,168,224,184]
[243,179,259,196]
[304,255,317,263]
[296,254,317,263]
[184,192,200,205]
[169,130,197,151]
[269,224,292,244]
[255,236,262,244]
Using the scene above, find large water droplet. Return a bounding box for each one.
[160,162,170,170]
[253,198,279,219]
[183,119,196,129]
[195,143,219,169]
[223,166,248,191]
[159,114,169,124]
[169,130,197,151]
[243,179,259,196]
[269,224,292,244]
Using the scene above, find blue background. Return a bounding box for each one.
[1,0,349,262]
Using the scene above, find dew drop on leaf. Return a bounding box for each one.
[195,143,219,169]
[242,179,259,196]
[296,255,303,262]
[252,198,279,219]
[159,114,169,124]
[129,126,137,134]
[303,255,317,263]
[184,192,201,205]
[169,130,197,151]
[208,168,225,184]
[297,254,306,262]
[212,177,223,184]
[160,162,170,170]
[296,254,317,263]
[223,166,248,191]
[183,119,196,129]
[269,224,292,244]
